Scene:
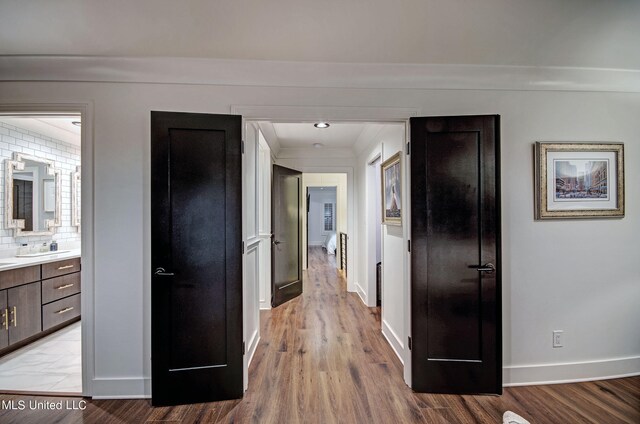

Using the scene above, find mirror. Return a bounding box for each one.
[5,153,61,236]
[71,166,81,231]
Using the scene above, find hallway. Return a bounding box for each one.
[0,247,638,422]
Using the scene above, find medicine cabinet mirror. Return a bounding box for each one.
[5,153,61,236]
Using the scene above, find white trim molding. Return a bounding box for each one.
[355,282,367,305]
[2,56,639,93]
[381,319,405,366]
[92,377,150,399]
[503,355,640,387]
[0,101,94,398]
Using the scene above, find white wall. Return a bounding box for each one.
[355,125,407,370]
[1,64,639,395]
[307,187,336,246]
[0,120,81,252]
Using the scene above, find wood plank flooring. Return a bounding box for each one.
[0,247,638,423]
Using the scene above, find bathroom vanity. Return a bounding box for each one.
[0,251,80,357]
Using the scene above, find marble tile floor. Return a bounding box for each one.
[0,321,81,393]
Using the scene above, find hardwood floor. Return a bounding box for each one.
[0,246,638,423]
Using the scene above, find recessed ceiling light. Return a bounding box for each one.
[313,143,324,149]
[71,121,81,127]
[314,122,330,129]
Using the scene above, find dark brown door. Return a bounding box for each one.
[271,165,302,307]
[151,111,243,406]
[410,115,501,394]
[8,282,42,344]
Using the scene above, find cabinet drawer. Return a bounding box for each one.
[0,265,40,291]
[42,273,81,304]
[42,258,81,280]
[42,294,80,331]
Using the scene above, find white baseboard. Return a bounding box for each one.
[91,377,150,399]
[503,355,640,387]
[381,319,404,365]
[355,282,367,305]
[247,333,260,368]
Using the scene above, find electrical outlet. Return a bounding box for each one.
[553,330,563,348]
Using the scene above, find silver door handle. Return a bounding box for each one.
[154,267,175,276]
[468,263,495,273]
[273,239,282,246]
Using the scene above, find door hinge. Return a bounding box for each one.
[241,140,245,154]
[242,241,245,254]
[406,142,410,155]
[408,336,412,351]
[242,341,246,355]
[407,240,411,253]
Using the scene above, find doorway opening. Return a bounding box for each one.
[306,186,337,270]
[243,117,409,392]
[0,113,84,395]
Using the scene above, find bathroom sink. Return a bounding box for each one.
[15,250,71,258]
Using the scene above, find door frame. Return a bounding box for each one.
[235,105,418,387]
[0,102,94,397]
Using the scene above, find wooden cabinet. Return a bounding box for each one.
[43,293,80,331]
[0,256,81,358]
[42,258,80,280]
[41,259,81,332]
[42,273,81,304]
[8,282,42,344]
[0,291,7,349]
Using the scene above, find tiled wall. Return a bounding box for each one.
[0,121,81,252]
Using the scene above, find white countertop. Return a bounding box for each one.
[0,248,81,272]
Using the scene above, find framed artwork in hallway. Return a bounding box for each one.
[382,152,402,225]
[534,142,625,219]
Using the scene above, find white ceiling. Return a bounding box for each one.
[0,116,81,147]
[1,1,639,69]
[273,123,368,149]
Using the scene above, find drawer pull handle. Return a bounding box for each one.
[55,283,75,290]
[10,306,17,327]
[57,265,75,270]
[2,308,7,330]
[56,307,74,315]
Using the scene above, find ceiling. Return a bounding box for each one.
[261,121,404,155]
[273,123,368,149]
[0,116,81,147]
[0,1,639,69]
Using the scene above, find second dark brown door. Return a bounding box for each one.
[410,115,502,395]
[271,165,303,307]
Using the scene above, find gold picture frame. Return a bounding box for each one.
[381,152,402,225]
[534,142,624,219]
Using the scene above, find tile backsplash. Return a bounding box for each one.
[0,121,81,254]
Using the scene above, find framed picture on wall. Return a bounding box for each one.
[534,142,624,219]
[381,151,402,225]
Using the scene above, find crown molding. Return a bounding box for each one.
[1,56,639,93]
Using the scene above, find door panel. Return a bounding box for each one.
[0,291,8,349]
[272,165,302,307]
[411,115,501,394]
[8,282,41,344]
[151,111,242,406]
